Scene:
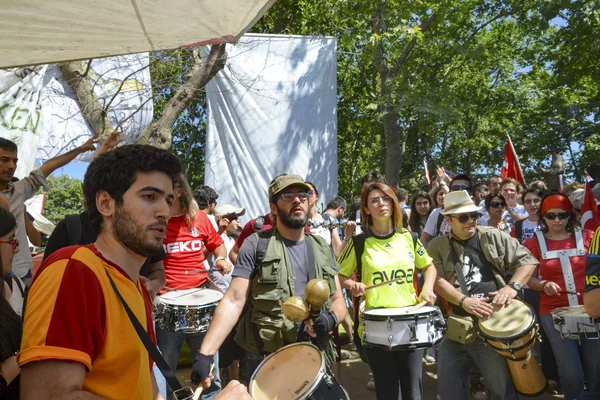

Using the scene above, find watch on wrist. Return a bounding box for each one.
[507,282,521,291]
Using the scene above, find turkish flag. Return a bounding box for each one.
[501,137,526,185]
[581,181,600,231]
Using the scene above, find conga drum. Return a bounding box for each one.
[249,342,349,400]
[477,299,547,396]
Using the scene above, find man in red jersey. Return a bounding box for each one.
[157,175,230,400]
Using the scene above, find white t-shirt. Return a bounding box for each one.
[423,207,451,237]
[517,218,539,243]
[209,234,236,291]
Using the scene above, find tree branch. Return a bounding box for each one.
[390,13,437,76]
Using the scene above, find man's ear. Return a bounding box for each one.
[96,190,115,219]
[269,202,278,217]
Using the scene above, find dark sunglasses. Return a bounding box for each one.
[451,212,481,223]
[489,201,506,208]
[544,211,570,221]
[451,184,471,192]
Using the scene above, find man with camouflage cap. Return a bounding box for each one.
[191,174,347,388]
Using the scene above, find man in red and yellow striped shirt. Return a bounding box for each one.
[19,145,182,400]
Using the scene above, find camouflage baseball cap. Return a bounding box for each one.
[268,174,311,200]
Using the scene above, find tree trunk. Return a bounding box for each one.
[137,44,227,148]
[59,61,114,139]
[59,44,227,149]
[537,153,565,192]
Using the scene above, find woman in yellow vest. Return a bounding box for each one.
[338,182,438,400]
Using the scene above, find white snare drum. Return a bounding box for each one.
[551,305,600,341]
[156,288,223,333]
[249,342,349,400]
[361,305,445,350]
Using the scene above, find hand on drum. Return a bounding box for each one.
[215,380,252,400]
[215,259,232,275]
[349,281,367,297]
[543,281,562,296]
[462,297,495,319]
[418,289,437,305]
[488,285,518,308]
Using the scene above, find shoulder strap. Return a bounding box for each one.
[410,231,418,250]
[436,209,445,235]
[305,236,317,281]
[254,228,273,271]
[449,239,470,296]
[254,215,265,232]
[65,214,83,246]
[352,233,367,282]
[102,269,182,392]
[515,219,524,243]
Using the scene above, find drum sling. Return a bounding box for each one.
[535,229,585,306]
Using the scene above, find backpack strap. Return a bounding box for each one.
[65,214,83,246]
[254,215,265,232]
[253,228,273,271]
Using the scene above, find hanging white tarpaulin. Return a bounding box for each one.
[0,0,275,68]
[203,34,338,220]
[0,54,152,178]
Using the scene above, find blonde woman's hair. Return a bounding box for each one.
[176,174,198,227]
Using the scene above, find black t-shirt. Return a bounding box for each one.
[451,234,499,315]
[44,212,165,278]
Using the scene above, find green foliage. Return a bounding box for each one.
[43,175,84,224]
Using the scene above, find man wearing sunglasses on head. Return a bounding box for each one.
[427,190,538,400]
[191,174,347,390]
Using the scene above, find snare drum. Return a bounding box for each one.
[156,288,223,333]
[477,299,546,396]
[361,305,445,350]
[249,342,349,400]
[551,305,600,340]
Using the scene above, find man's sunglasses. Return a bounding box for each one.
[544,211,570,221]
[489,201,506,208]
[450,212,481,223]
[451,185,471,192]
[279,192,309,201]
[0,239,19,250]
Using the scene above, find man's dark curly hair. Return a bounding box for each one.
[83,145,182,233]
[194,185,218,210]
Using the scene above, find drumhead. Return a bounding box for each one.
[477,299,534,339]
[250,343,324,400]
[363,305,438,320]
[159,288,223,306]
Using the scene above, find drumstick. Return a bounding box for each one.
[365,277,403,291]
[559,290,581,296]
[193,364,215,400]
[170,288,205,299]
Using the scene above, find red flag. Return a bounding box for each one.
[501,137,526,185]
[581,182,600,231]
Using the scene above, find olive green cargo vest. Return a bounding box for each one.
[235,229,338,365]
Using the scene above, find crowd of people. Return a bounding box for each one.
[1,134,600,400]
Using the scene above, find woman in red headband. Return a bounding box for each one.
[524,193,596,399]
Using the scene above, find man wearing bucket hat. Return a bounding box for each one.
[428,190,538,400]
[191,173,347,389]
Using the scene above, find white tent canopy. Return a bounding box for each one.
[0,0,275,68]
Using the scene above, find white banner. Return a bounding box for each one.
[0,53,153,178]
[204,34,338,220]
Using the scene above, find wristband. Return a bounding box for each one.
[458,295,468,308]
[215,256,227,263]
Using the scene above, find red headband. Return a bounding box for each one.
[541,194,572,215]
